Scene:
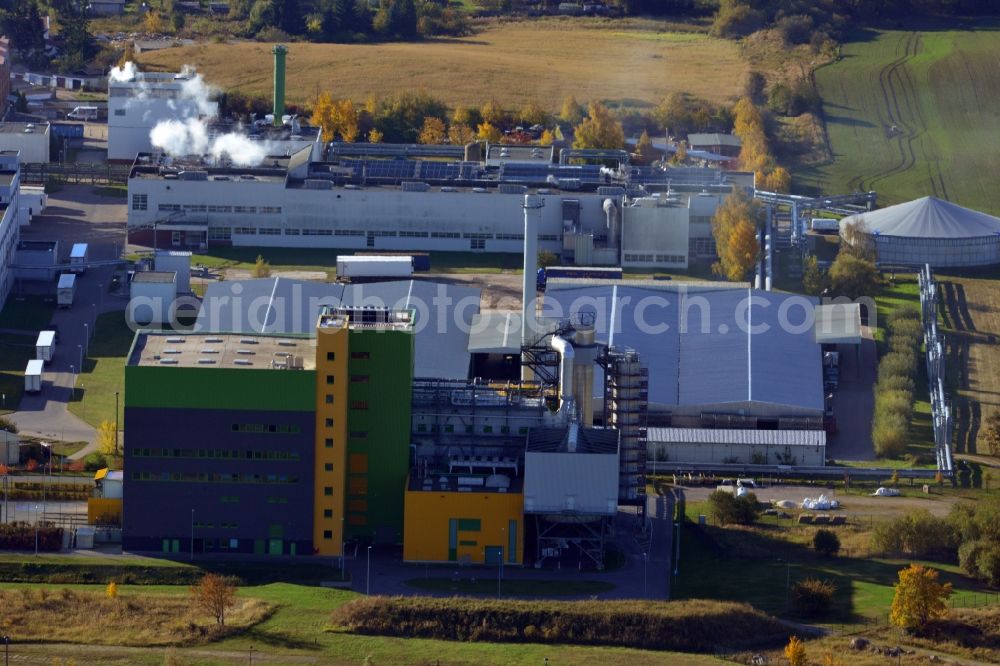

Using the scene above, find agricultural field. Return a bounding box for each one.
[138,19,747,111]
[801,21,1000,214]
[937,274,1000,457]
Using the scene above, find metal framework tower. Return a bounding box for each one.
[600,348,648,513]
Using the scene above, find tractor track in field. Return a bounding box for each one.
[861,32,922,194]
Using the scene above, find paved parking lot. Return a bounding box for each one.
[826,328,877,461]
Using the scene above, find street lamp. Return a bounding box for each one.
[34,504,39,555]
[2,634,8,666]
[643,551,648,598]
[83,322,89,358]
[77,345,83,378]
[40,443,51,523]
[673,521,680,577]
[340,517,346,581]
[249,645,253,665]
[366,545,372,595]
[190,509,195,561]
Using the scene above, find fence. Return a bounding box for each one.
[20,162,130,185]
[918,264,954,475]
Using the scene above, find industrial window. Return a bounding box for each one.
[539,234,558,241]
[398,231,428,238]
[351,351,370,360]
[260,206,282,214]
[348,499,368,512]
[470,237,485,250]
[459,540,478,547]
[349,454,368,473]
[324,438,333,448]
[350,375,369,383]
[350,401,368,410]
[348,478,368,495]
[326,352,336,361]
[158,204,181,212]
[457,519,481,532]
[325,394,334,404]
[335,229,365,236]
[284,228,300,235]
[323,530,333,540]
[323,509,333,518]
[483,425,493,433]
[114,108,125,116]
[208,227,231,241]
[430,231,460,238]
[131,194,147,211]
[266,496,288,504]
[234,206,257,214]
[324,463,333,471]
[207,205,232,213]
[324,487,333,496]
[258,228,282,236]
[326,375,335,385]
[325,418,334,427]
[417,424,426,432]
[233,227,257,235]
[302,229,333,236]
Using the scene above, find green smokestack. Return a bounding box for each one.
[272,44,287,127]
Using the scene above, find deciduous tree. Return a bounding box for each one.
[572,102,624,150]
[251,254,271,278]
[98,420,117,457]
[890,564,952,632]
[417,116,446,144]
[711,191,761,282]
[191,574,238,627]
[537,129,555,146]
[635,130,657,164]
[802,254,825,295]
[368,128,383,143]
[979,411,1000,457]
[784,636,807,666]
[476,122,502,144]
[559,95,583,125]
[447,123,475,146]
[828,251,878,300]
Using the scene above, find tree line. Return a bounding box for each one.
[0,0,95,72]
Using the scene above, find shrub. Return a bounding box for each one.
[813,529,840,557]
[83,452,107,472]
[877,374,915,395]
[707,490,761,526]
[710,3,766,38]
[872,510,956,560]
[791,578,835,617]
[776,14,814,44]
[958,539,988,579]
[879,351,917,380]
[975,543,1000,587]
[872,411,908,458]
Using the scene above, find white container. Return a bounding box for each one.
[336,255,413,280]
[69,243,88,274]
[35,330,55,363]
[57,273,76,308]
[25,359,43,393]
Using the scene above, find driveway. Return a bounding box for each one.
[826,326,877,461]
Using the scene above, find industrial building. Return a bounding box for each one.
[0,151,22,310]
[0,122,50,164]
[839,196,1000,268]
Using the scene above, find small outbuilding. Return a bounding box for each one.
[839,196,1000,268]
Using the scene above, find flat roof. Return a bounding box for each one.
[57,274,75,288]
[814,303,862,345]
[0,122,46,133]
[25,359,43,375]
[70,243,88,258]
[129,332,317,370]
[36,330,54,347]
[647,427,826,447]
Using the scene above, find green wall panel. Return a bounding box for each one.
[126,365,316,412]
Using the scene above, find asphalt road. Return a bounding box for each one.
[826,327,877,461]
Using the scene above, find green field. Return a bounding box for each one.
[801,21,1000,214]
[67,312,133,429]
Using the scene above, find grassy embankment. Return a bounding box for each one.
[801,22,1000,214]
[67,312,133,429]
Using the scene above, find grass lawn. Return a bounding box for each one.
[0,581,724,665]
[138,19,746,112]
[67,312,133,429]
[0,295,53,331]
[92,185,128,198]
[0,333,38,414]
[672,522,989,624]
[404,577,614,596]
[800,21,1000,214]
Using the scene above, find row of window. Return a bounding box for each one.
[415,423,528,435]
[131,447,302,461]
[194,521,239,529]
[232,423,302,434]
[624,253,686,263]
[153,203,283,215]
[199,224,559,243]
[131,471,299,483]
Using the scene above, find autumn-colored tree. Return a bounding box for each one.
[452,106,478,127]
[26,458,39,473]
[559,95,583,125]
[476,122,502,144]
[740,132,772,173]
[670,139,687,165]
[518,101,548,127]
[758,166,791,192]
[311,92,337,143]
[828,251,878,300]
[982,412,1000,457]
[98,419,117,457]
[335,99,360,143]
[0,464,8,476]
[572,102,625,150]
[733,96,763,137]
[890,564,952,632]
[784,636,807,666]
[802,254,825,295]
[447,123,475,146]
[144,10,164,33]
[538,129,555,146]
[364,94,378,116]
[368,128,383,144]
[191,574,238,627]
[480,99,504,126]
[711,191,761,282]
[251,254,271,279]
[417,117,446,145]
[634,130,657,164]
[106,581,118,598]
[118,42,135,68]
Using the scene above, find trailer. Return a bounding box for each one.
[25,359,43,394]
[69,243,89,274]
[36,330,56,364]
[336,255,413,282]
[810,218,841,234]
[537,266,623,291]
[57,273,76,308]
[355,251,430,272]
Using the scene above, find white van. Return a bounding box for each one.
[67,106,98,121]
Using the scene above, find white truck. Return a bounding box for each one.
[69,243,88,274]
[66,106,98,121]
[24,359,43,394]
[35,330,56,364]
[57,273,76,308]
[336,255,413,282]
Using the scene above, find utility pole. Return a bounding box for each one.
[190,509,195,561]
[115,391,120,456]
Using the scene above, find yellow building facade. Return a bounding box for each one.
[313,315,349,556]
[403,485,523,565]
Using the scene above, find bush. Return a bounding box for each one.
[707,490,761,526]
[877,374,915,395]
[878,351,917,380]
[872,510,956,560]
[776,14,814,44]
[872,411,908,458]
[958,539,988,578]
[710,3,766,38]
[83,452,107,472]
[791,578,835,617]
[813,529,840,557]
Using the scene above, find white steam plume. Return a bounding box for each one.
[178,65,218,118]
[109,61,138,82]
[210,134,272,167]
[150,118,210,157]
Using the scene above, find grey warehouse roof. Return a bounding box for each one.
[543,284,824,412]
[647,427,826,447]
[195,277,480,380]
[840,196,1000,239]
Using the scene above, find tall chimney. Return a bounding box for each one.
[272,44,287,127]
[521,194,544,381]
